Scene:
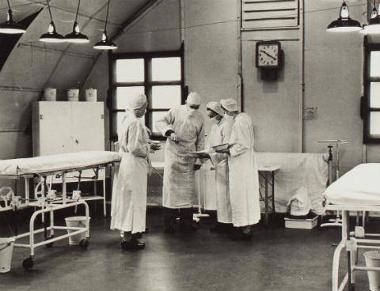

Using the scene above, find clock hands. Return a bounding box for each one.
[261,50,276,61]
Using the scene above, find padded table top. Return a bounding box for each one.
[0,151,121,176]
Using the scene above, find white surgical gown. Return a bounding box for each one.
[110,112,150,234]
[156,105,205,209]
[208,117,233,223]
[228,113,260,227]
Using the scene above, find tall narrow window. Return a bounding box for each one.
[363,41,380,143]
[110,49,184,140]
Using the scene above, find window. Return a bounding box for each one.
[363,41,380,143]
[110,49,184,140]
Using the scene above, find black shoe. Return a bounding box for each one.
[121,238,145,250]
[229,227,252,241]
[179,221,197,233]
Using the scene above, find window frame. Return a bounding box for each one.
[109,48,185,141]
[363,39,380,144]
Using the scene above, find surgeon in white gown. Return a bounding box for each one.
[205,101,233,232]
[111,93,160,250]
[156,92,205,233]
[218,98,260,240]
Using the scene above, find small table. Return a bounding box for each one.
[258,165,280,226]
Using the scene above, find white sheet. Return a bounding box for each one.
[0,151,121,176]
[324,163,380,206]
[256,152,328,214]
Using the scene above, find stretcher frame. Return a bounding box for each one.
[327,203,380,291]
[0,161,117,270]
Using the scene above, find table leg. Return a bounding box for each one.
[264,174,269,226]
[271,171,275,216]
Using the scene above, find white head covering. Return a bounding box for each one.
[206,101,224,116]
[186,92,201,105]
[220,98,238,112]
[127,93,147,110]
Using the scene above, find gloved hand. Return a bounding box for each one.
[193,164,202,171]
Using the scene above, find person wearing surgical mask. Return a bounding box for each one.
[216,98,260,240]
[205,102,233,233]
[110,93,160,250]
[156,92,205,233]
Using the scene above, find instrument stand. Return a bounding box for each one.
[319,139,348,228]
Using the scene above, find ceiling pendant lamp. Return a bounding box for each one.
[39,0,64,43]
[93,0,117,50]
[363,1,380,34]
[327,1,362,32]
[64,0,89,43]
[0,0,26,34]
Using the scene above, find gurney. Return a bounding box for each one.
[0,151,120,270]
[324,163,380,291]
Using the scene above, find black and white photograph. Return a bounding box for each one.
[0,0,379,290]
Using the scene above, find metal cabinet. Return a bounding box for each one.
[32,101,107,216]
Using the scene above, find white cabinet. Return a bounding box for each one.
[32,101,107,216]
[32,101,105,155]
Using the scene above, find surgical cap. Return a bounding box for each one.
[206,101,224,116]
[186,92,201,105]
[220,98,238,112]
[127,93,147,110]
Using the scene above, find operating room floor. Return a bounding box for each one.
[0,209,373,291]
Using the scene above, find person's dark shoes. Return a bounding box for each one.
[179,220,197,233]
[135,232,143,239]
[121,237,145,250]
[229,226,252,241]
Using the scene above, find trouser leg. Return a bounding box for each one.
[164,207,178,233]
[179,208,196,232]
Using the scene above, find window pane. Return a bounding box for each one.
[113,111,146,138]
[152,57,181,81]
[116,59,144,82]
[370,82,380,108]
[370,52,380,78]
[370,112,380,137]
[151,85,181,109]
[112,111,126,138]
[151,111,168,133]
[115,86,145,109]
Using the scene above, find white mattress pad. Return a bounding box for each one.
[324,163,380,206]
[0,151,121,176]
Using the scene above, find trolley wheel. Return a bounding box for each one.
[22,257,34,271]
[79,239,89,250]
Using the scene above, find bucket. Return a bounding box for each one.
[364,251,380,291]
[0,237,15,273]
[67,89,79,101]
[65,216,90,245]
[85,88,97,102]
[43,88,56,101]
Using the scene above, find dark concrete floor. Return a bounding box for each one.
[0,209,373,291]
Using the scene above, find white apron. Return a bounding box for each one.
[228,113,260,227]
[110,114,149,234]
[156,105,205,209]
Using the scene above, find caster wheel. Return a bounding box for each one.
[22,257,34,271]
[79,239,89,250]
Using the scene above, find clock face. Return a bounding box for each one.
[256,42,280,68]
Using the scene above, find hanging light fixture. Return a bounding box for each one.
[0,0,26,34]
[327,1,362,32]
[39,0,64,43]
[363,0,380,34]
[93,0,117,50]
[64,0,89,43]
